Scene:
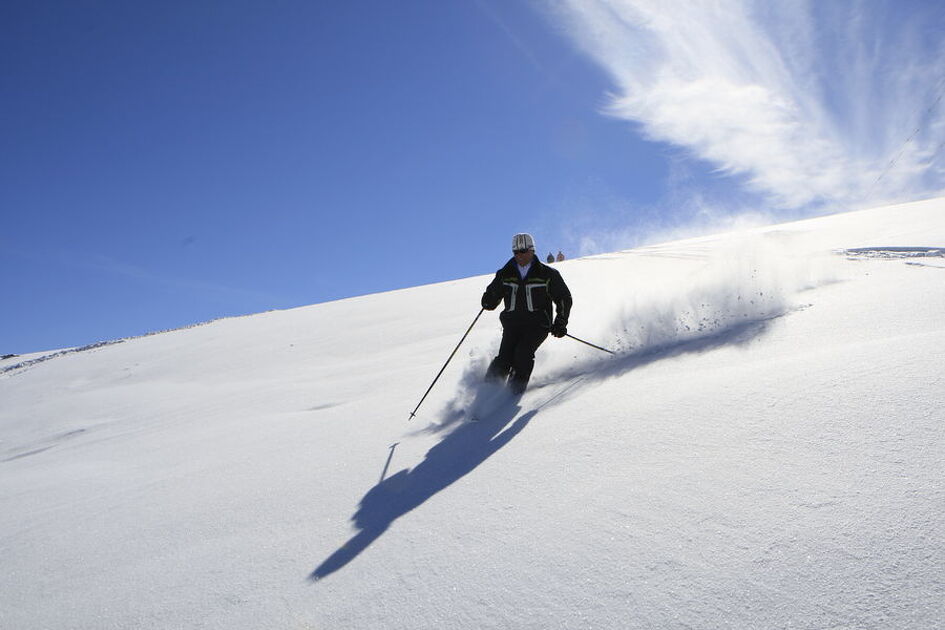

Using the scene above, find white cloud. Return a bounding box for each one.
[542,0,945,211]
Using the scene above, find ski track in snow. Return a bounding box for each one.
[840,246,945,258]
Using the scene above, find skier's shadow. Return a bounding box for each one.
[310,391,532,582]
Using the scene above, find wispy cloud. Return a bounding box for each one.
[475,0,551,79]
[5,244,281,307]
[75,252,282,304]
[542,0,945,212]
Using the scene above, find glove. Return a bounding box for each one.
[551,321,567,338]
[481,292,500,311]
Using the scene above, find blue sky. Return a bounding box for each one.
[3,1,945,355]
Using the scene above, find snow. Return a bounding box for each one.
[2,197,944,629]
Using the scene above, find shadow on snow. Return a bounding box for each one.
[542,315,779,390]
[309,388,530,582]
[309,314,778,582]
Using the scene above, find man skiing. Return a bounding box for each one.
[480,233,572,394]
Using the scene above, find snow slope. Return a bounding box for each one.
[2,197,944,629]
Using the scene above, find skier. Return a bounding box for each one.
[546,252,555,263]
[556,250,565,262]
[480,233,572,394]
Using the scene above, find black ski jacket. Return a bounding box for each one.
[481,257,572,329]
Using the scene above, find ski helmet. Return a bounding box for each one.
[511,233,535,252]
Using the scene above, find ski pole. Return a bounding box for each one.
[565,333,616,355]
[408,308,485,420]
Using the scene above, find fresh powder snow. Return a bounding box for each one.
[2,197,943,629]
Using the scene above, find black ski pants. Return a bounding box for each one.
[486,321,549,391]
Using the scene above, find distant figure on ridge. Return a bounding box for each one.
[480,233,572,394]
[546,252,555,263]
[556,250,565,262]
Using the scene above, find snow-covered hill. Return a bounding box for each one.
[2,198,944,629]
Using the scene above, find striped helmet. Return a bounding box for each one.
[511,233,535,252]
